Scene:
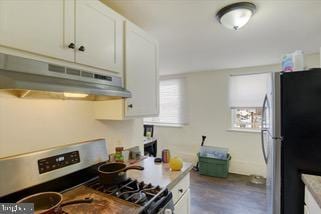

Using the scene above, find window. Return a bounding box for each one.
[231,108,262,129]
[229,73,268,131]
[144,77,187,126]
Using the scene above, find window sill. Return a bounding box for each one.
[144,123,185,128]
[227,128,260,133]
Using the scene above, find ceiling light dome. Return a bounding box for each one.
[216,2,256,30]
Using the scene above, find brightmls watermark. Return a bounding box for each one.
[0,203,34,214]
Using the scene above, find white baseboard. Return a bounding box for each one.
[229,160,266,177]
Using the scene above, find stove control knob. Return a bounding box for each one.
[164,209,172,214]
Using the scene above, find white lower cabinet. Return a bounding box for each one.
[174,188,190,214]
[304,187,321,214]
[170,173,190,214]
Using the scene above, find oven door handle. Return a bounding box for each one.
[149,191,173,214]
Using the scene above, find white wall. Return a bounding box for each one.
[0,93,143,158]
[154,53,320,176]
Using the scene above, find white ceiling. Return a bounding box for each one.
[104,0,321,75]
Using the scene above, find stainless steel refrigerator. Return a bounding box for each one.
[262,68,321,214]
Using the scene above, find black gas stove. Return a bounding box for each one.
[0,139,174,214]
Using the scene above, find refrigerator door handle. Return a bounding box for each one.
[261,94,268,129]
[261,94,268,164]
[261,129,268,164]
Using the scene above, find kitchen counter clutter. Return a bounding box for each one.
[127,157,193,189]
[302,174,321,213]
[128,157,193,213]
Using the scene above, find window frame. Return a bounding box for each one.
[228,73,268,133]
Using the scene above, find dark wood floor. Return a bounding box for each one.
[190,171,266,214]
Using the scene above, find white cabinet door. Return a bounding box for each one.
[125,21,159,117]
[75,0,123,73]
[305,187,321,214]
[175,188,190,214]
[0,0,74,62]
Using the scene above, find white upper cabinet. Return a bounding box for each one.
[0,0,123,73]
[94,21,159,120]
[0,0,74,62]
[125,21,159,117]
[75,0,123,73]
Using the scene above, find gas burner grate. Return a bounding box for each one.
[85,178,163,206]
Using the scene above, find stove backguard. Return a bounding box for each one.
[0,139,108,197]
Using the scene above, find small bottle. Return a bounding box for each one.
[115,147,124,162]
[292,50,304,71]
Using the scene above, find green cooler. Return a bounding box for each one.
[198,153,231,178]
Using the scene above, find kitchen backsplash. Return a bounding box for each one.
[0,93,143,158]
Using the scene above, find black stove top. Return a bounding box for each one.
[83,178,172,213]
[86,178,163,205]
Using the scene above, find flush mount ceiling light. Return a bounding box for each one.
[216,2,256,30]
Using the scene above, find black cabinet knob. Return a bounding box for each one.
[78,46,85,52]
[68,43,75,49]
[128,104,133,108]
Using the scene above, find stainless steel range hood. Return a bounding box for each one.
[0,53,131,100]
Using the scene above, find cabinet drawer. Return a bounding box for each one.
[171,173,190,204]
[305,187,321,214]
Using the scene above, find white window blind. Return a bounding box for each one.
[144,78,187,125]
[229,73,268,108]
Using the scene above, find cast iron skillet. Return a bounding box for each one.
[17,192,93,214]
[98,162,144,185]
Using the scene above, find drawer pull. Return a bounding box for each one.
[178,188,183,193]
